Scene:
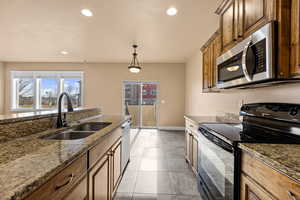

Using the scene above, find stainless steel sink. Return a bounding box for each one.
[41,130,96,140]
[73,122,112,132]
[41,122,112,140]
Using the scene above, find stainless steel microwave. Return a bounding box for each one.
[216,22,275,89]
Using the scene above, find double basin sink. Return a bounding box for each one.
[41,122,112,140]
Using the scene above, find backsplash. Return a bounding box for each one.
[0,108,101,142]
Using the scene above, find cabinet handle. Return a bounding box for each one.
[288,191,298,200]
[55,173,74,191]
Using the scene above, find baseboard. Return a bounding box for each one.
[158,126,185,131]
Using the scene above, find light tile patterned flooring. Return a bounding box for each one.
[114,129,203,200]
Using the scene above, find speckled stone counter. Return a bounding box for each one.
[184,113,240,124]
[0,115,130,200]
[239,143,300,184]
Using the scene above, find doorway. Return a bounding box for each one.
[123,81,159,129]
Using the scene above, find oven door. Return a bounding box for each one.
[197,127,234,200]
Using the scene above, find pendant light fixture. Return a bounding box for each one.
[128,45,142,73]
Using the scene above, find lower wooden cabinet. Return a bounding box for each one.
[185,123,199,174]
[89,154,110,200]
[241,151,300,200]
[64,176,88,200]
[89,139,122,200]
[240,174,275,200]
[112,141,122,192]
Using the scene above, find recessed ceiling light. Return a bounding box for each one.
[81,9,93,17]
[166,7,178,16]
[61,51,69,55]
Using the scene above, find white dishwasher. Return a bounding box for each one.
[121,119,131,173]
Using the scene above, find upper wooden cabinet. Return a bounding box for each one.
[291,0,300,76]
[201,31,221,92]
[216,0,275,52]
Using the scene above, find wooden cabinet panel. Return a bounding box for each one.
[291,0,300,76]
[241,152,300,200]
[185,130,190,162]
[201,31,221,92]
[64,176,87,200]
[192,136,198,172]
[240,174,275,200]
[89,154,110,200]
[26,154,87,200]
[202,48,211,90]
[112,141,122,192]
[221,2,235,49]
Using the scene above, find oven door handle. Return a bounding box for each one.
[242,38,253,82]
[199,128,233,153]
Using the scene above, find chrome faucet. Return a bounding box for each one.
[56,92,74,128]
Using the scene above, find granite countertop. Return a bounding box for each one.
[0,115,130,200]
[184,114,240,124]
[239,143,300,184]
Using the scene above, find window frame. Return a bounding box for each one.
[11,71,84,112]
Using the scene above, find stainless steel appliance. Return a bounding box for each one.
[216,22,275,89]
[121,120,131,172]
[198,103,300,200]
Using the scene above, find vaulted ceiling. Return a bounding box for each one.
[0,0,219,63]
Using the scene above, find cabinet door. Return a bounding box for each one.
[89,155,110,200]
[221,2,235,50]
[202,47,211,91]
[240,174,275,200]
[291,0,300,76]
[64,177,87,200]
[211,34,221,88]
[112,141,122,192]
[242,0,274,37]
[189,133,193,164]
[185,130,190,162]
[192,135,198,172]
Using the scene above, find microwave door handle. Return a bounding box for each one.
[242,39,253,82]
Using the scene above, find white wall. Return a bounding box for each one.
[185,51,300,116]
[0,62,4,114]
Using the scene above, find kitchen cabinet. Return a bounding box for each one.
[111,140,122,192]
[291,0,300,76]
[241,151,300,200]
[89,154,110,200]
[25,154,88,200]
[185,120,199,174]
[89,138,122,200]
[64,177,88,200]
[240,174,275,200]
[219,1,236,51]
[201,30,221,92]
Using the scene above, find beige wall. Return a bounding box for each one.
[0,62,5,114]
[5,62,185,126]
[185,51,300,116]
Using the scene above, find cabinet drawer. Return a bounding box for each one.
[185,120,198,133]
[26,154,87,200]
[241,152,300,200]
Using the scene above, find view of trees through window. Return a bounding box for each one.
[17,78,34,108]
[40,78,58,109]
[12,72,83,110]
[64,78,82,108]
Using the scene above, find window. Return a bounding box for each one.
[11,71,83,111]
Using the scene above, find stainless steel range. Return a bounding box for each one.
[197,103,300,200]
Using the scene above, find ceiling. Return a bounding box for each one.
[0,0,220,63]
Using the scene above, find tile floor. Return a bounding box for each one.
[114,129,203,200]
